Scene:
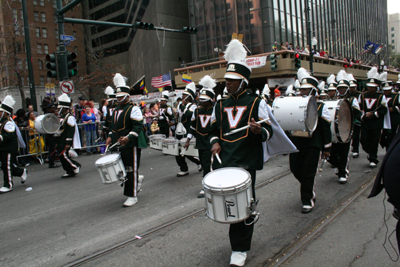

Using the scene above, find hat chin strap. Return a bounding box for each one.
[227,79,245,95]
[307,87,317,96]
[117,94,128,103]
[58,107,64,115]
[338,88,349,97]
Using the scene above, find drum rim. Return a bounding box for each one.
[95,153,121,166]
[202,167,252,194]
[305,96,318,132]
[335,99,354,143]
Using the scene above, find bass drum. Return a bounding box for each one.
[272,96,318,137]
[34,114,60,134]
[324,99,353,143]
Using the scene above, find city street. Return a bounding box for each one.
[0,146,398,266]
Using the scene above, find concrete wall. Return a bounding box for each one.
[389,13,400,54]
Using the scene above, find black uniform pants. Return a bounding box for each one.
[198,149,212,177]
[290,147,320,206]
[57,146,81,175]
[229,169,256,252]
[0,152,24,188]
[327,142,351,178]
[120,146,141,197]
[352,124,361,153]
[45,134,56,166]
[159,126,169,137]
[360,127,381,163]
[175,154,200,172]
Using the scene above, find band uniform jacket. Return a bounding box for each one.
[358,91,387,129]
[108,103,143,150]
[385,93,400,129]
[209,91,273,170]
[177,102,196,137]
[0,117,18,153]
[345,95,362,128]
[103,102,118,132]
[158,103,174,129]
[188,105,213,150]
[55,113,76,148]
[290,101,332,152]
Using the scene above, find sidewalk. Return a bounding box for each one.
[282,185,400,267]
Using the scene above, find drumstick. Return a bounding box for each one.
[215,153,222,164]
[223,118,270,136]
[180,147,187,157]
[319,159,326,172]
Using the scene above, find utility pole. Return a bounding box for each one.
[22,0,37,110]
[305,1,313,74]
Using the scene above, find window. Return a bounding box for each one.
[74,46,78,53]
[43,44,48,54]
[38,60,43,70]
[36,28,40,37]
[47,77,52,83]
[42,28,47,38]
[34,12,39,21]
[40,76,45,86]
[18,59,23,70]
[393,46,395,50]
[41,13,46,22]
[55,29,58,39]
[73,31,77,38]
[21,77,24,86]
[392,27,395,31]
[25,59,28,69]
[392,34,395,38]
[16,42,21,52]
[12,9,17,19]
[33,0,37,5]
[39,0,44,6]
[392,40,395,44]
[56,45,59,52]
[37,44,42,54]
[53,0,56,8]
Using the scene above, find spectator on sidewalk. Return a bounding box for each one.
[81,106,97,155]
[143,107,153,136]
[150,118,159,135]
[14,109,30,167]
[26,105,38,118]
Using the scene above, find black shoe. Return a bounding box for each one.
[301,205,313,214]
[49,164,61,168]
[61,173,76,178]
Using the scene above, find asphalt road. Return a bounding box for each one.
[0,146,392,267]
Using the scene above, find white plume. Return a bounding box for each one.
[318,81,326,91]
[294,79,301,89]
[255,89,260,95]
[224,39,247,62]
[327,74,336,85]
[199,75,217,89]
[379,71,387,82]
[336,70,348,82]
[262,84,270,96]
[347,73,356,82]
[113,73,127,88]
[398,74,400,80]
[367,67,379,79]
[286,85,295,95]
[297,67,310,82]
[104,86,114,95]
[2,95,16,109]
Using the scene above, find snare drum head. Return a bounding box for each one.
[305,97,318,132]
[337,100,353,142]
[149,134,166,140]
[95,154,120,166]
[163,137,178,144]
[42,114,60,133]
[203,168,250,189]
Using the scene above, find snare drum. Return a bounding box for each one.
[34,114,60,134]
[162,138,180,156]
[324,99,353,143]
[202,168,253,224]
[94,154,126,184]
[180,138,198,157]
[272,96,318,137]
[149,134,166,150]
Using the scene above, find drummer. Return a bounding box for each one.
[106,73,144,207]
[102,86,118,140]
[158,91,174,137]
[289,67,332,214]
[184,75,216,197]
[327,70,361,184]
[209,39,273,267]
[326,74,338,100]
[41,98,60,168]
[347,73,362,158]
[175,83,202,177]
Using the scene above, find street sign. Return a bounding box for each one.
[64,40,71,46]
[60,80,74,94]
[60,34,74,41]
[50,84,55,96]
[45,84,51,96]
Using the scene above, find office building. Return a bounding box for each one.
[389,13,400,54]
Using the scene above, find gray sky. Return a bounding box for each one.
[388,0,400,14]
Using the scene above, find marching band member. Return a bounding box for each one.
[289,68,332,213]
[209,39,273,267]
[261,84,273,106]
[102,86,118,137]
[41,98,60,168]
[185,75,216,197]
[327,70,361,184]
[359,67,388,168]
[106,73,144,207]
[286,84,296,97]
[380,73,400,150]
[0,96,28,193]
[326,74,338,100]
[347,73,362,158]
[55,93,81,178]
[175,82,201,177]
[318,81,328,100]
[158,91,174,137]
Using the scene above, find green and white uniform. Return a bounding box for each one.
[158,103,174,137]
[380,93,400,149]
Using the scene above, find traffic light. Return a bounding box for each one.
[66,52,77,78]
[134,21,154,30]
[45,53,58,78]
[182,27,197,33]
[270,53,277,71]
[294,52,301,69]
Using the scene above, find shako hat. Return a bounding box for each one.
[223,39,251,84]
[198,75,216,102]
[379,72,393,90]
[57,93,71,108]
[104,86,116,99]
[366,67,380,87]
[336,70,350,88]
[347,73,357,87]
[0,95,16,114]
[327,74,337,90]
[262,84,270,99]
[183,82,197,100]
[286,84,295,96]
[397,74,400,84]
[160,91,170,101]
[113,73,130,96]
[297,67,318,90]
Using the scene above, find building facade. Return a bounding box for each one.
[0,0,86,109]
[389,13,400,54]
[189,0,389,64]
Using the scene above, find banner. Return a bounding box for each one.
[245,56,267,69]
